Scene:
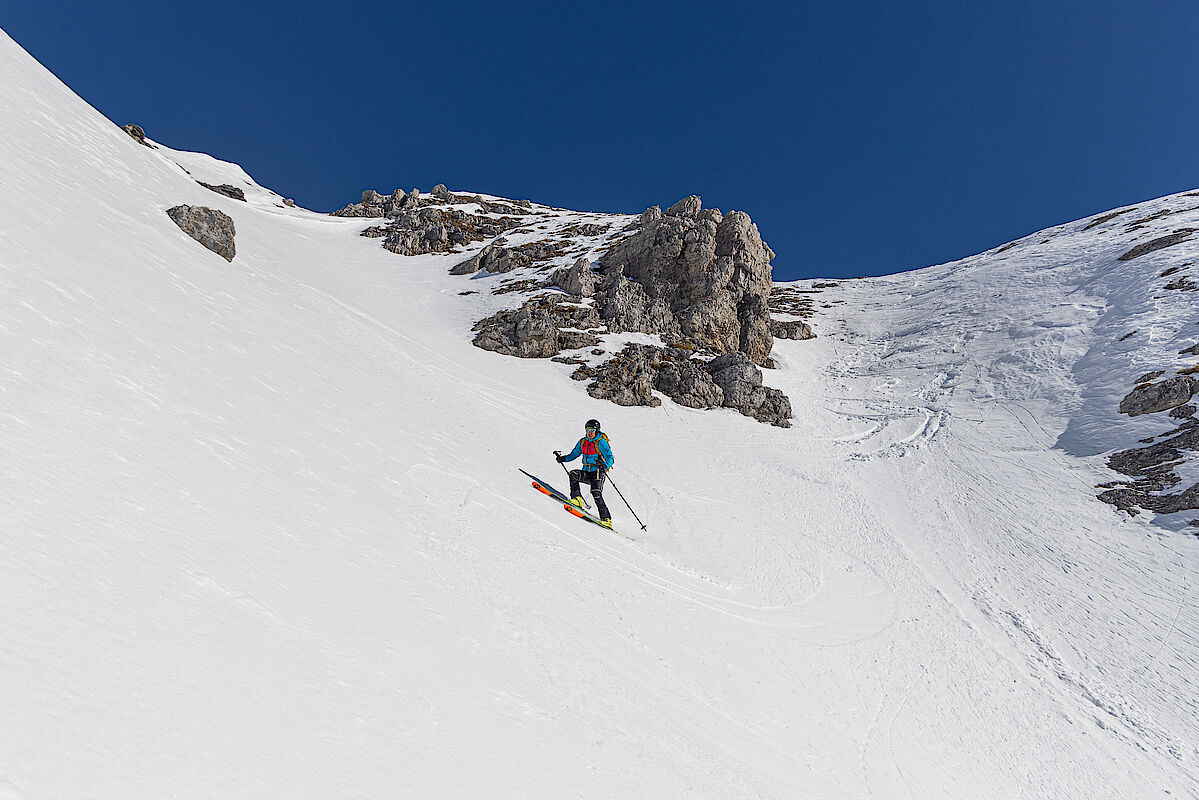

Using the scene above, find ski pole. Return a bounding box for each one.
[553,451,590,508]
[603,469,647,530]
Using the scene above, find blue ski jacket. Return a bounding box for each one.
[563,435,614,471]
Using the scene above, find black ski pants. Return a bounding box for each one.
[569,468,610,520]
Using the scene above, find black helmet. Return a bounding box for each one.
[585,419,600,430]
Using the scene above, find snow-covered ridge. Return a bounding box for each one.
[2,25,1198,799]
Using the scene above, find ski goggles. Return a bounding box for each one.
[585,427,599,437]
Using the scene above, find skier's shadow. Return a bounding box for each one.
[519,468,568,499]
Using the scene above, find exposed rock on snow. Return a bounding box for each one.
[166,204,236,261]
[585,344,663,407]
[451,239,564,275]
[471,296,601,358]
[600,195,777,365]
[1117,229,1196,261]
[381,208,518,256]
[771,318,816,340]
[198,181,246,201]
[582,344,791,426]
[550,257,598,297]
[459,195,800,424]
[1118,376,1197,416]
[121,123,153,147]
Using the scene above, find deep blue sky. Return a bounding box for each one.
[5,2,1198,279]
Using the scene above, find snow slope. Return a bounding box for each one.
[2,28,1197,799]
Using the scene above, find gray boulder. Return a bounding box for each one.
[431,184,454,203]
[704,352,791,426]
[551,257,599,297]
[1118,376,1197,416]
[166,204,236,261]
[772,318,816,340]
[471,297,601,358]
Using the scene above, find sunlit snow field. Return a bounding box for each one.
[1,28,1197,799]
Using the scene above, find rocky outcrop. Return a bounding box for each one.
[166,204,236,261]
[121,123,153,147]
[471,296,601,358]
[1118,376,1197,416]
[431,184,454,203]
[451,239,563,275]
[332,190,387,218]
[198,182,246,201]
[582,344,791,426]
[382,208,517,256]
[585,344,662,407]
[600,196,776,365]
[704,352,792,425]
[771,318,815,340]
[1117,230,1196,261]
[551,258,598,297]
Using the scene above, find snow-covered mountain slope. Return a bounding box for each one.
[2,27,1197,800]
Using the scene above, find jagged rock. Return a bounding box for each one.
[166,204,236,261]
[551,257,598,297]
[450,239,563,275]
[383,208,515,256]
[385,188,421,216]
[600,195,776,365]
[198,182,246,202]
[704,352,791,426]
[1135,370,1166,384]
[1117,230,1196,261]
[331,190,385,218]
[1118,376,1197,416]
[1170,404,1197,419]
[431,184,453,203]
[471,296,601,358]
[1180,344,1199,356]
[360,225,389,238]
[655,356,723,408]
[594,265,678,338]
[586,344,662,407]
[772,318,816,340]
[283,198,295,207]
[121,123,153,147]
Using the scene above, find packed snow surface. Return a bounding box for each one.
[2,28,1197,799]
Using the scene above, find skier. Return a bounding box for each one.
[556,419,615,528]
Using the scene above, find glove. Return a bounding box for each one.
[556,454,566,463]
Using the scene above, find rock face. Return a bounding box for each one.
[121,123,153,147]
[166,205,236,261]
[583,344,791,426]
[198,182,246,202]
[1118,376,1197,416]
[600,196,776,365]
[551,258,598,297]
[471,297,601,358]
